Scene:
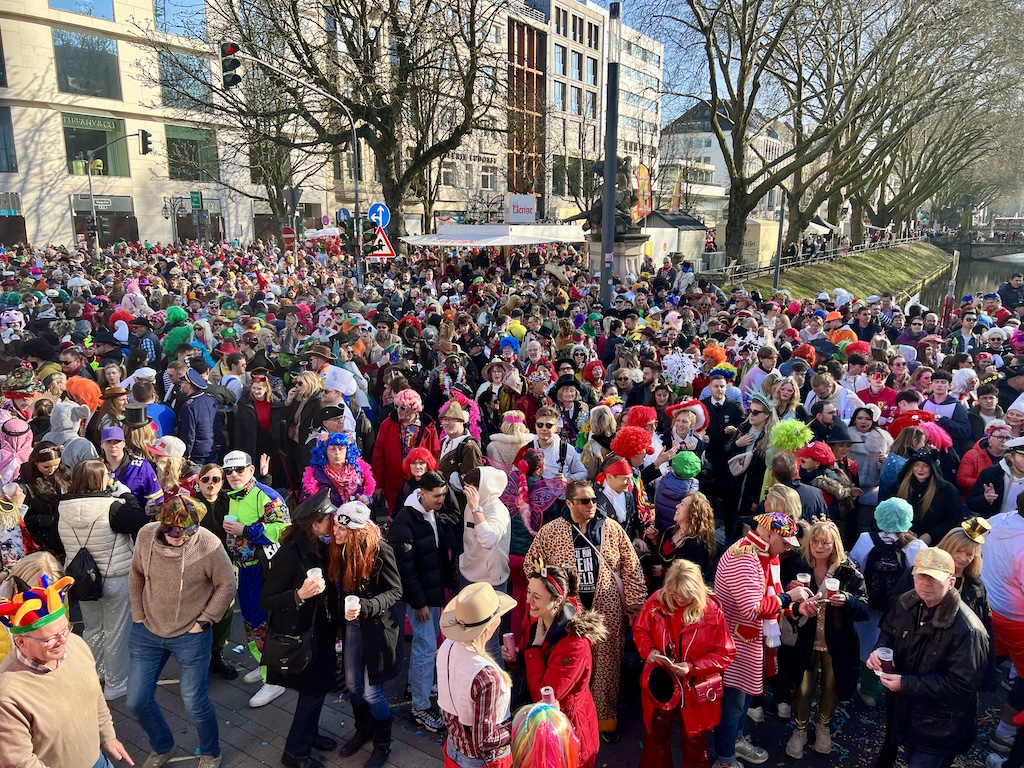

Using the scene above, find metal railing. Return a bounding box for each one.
[696,235,924,284]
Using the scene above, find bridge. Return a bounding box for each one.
[932,239,1024,259]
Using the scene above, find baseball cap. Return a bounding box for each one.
[335,501,372,530]
[100,426,125,443]
[147,435,186,459]
[912,547,955,581]
[222,450,252,469]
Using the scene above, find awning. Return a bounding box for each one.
[401,234,565,247]
[304,228,341,239]
[805,222,831,235]
[403,223,587,247]
[811,215,840,232]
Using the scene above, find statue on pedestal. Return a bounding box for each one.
[563,156,639,236]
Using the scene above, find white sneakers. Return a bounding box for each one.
[785,728,807,759]
[734,736,769,765]
[777,702,792,719]
[243,668,264,685]
[746,705,765,723]
[248,683,286,708]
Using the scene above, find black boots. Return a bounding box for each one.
[340,702,373,757]
[363,716,392,768]
[208,652,238,681]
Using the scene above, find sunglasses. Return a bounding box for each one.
[892,362,907,368]
[573,497,597,505]
[224,466,249,475]
[536,422,556,429]
[749,409,767,415]
[200,475,223,484]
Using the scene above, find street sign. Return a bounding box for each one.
[368,202,390,229]
[190,191,203,211]
[321,215,331,226]
[282,226,296,248]
[337,208,351,222]
[368,225,397,258]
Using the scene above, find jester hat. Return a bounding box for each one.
[0,574,75,635]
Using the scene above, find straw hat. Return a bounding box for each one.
[440,583,516,642]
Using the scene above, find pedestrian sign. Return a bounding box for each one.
[368,225,397,258]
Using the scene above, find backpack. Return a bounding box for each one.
[863,532,908,611]
[66,518,112,602]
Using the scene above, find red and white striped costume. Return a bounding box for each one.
[713,530,788,696]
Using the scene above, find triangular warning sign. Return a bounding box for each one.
[369,225,396,258]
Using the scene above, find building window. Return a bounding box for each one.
[555,8,568,36]
[62,113,129,176]
[490,25,501,43]
[552,156,566,196]
[249,141,292,185]
[586,57,597,86]
[481,165,497,191]
[465,164,474,189]
[166,125,219,181]
[53,29,122,100]
[441,162,457,186]
[153,0,207,37]
[584,91,596,118]
[0,108,16,172]
[570,86,581,115]
[553,81,566,111]
[571,51,583,80]
[554,45,566,76]
[159,52,212,111]
[587,22,600,50]
[571,15,583,43]
[49,0,115,20]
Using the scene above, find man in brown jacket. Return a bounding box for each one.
[127,496,235,768]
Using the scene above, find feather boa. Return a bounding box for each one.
[301,459,376,501]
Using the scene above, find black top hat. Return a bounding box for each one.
[124,402,151,428]
[825,419,855,444]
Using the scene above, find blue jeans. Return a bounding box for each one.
[712,685,751,764]
[406,604,441,711]
[284,691,326,759]
[91,755,113,768]
[345,619,391,720]
[127,622,220,757]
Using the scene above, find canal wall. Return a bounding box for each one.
[736,243,953,301]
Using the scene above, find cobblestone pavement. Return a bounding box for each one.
[107,613,999,768]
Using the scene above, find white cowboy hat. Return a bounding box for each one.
[440,583,516,643]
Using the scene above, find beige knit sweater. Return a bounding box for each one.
[129,523,235,638]
[0,633,116,768]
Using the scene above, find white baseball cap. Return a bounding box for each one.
[222,450,252,469]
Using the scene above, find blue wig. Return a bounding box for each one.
[499,335,520,356]
[309,431,362,469]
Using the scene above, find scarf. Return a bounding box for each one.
[323,462,364,501]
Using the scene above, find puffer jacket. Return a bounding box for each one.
[876,587,988,754]
[957,438,999,496]
[58,492,134,578]
[485,431,534,468]
[522,606,606,768]
[653,471,699,532]
[389,490,458,609]
[459,466,511,585]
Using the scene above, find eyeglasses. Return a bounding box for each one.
[200,475,223,484]
[572,497,597,505]
[21,626,71,648]
[910,322,924,327]
[892,362,907,368]
[749,409,767,415]
[536,422,556,429]
[224,466,249,475]
[615,376,629,382]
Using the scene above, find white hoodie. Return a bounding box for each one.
[981,511,1024,621]
[459,466,511,586]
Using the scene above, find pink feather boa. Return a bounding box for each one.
[443,391,482,441]
[301,458,375,501]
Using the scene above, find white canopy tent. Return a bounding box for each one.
[304,227,341,239]
[401,223,586,247]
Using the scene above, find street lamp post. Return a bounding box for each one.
[162,196,187,244]
[600,1,622,312]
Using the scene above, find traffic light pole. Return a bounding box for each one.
[233,54,363,287]
[85,131,144,256]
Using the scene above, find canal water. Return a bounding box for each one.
[918,251,1024,310]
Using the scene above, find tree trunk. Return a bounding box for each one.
[724,184,750,263]
[786,192,811,247]
[850,198,865,246]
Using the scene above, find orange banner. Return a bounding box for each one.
[633,163,652,223]
[667,166,682,213]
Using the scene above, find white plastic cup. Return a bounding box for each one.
[345,595,360,620]
[824,577,840,597]
[307,568,323,581]
[223,514,238,523]
[2,482,16,498]
[797,573,812,587]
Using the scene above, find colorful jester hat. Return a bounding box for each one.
[0,574,75,635]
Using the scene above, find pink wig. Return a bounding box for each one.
[919,421,952,452]
[392,388,422,411]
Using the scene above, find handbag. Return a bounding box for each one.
[728,452,753,477]
[679,624,724,736]
[263,601,318,676]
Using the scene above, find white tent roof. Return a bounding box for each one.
[304,227,341,239]
[402,223,587,247]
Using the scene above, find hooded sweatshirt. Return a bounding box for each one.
[981,511,1024,621]
[459,466,511,585]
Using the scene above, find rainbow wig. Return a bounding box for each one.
[511,703,580,768]
[309,431,363,469]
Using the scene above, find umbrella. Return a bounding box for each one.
[808,338,839,358]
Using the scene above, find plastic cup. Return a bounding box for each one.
[824,578,840,597]
[502,632,516,657]
[307,568,323,581]
[541,686,558,707]
[797,573,812,587]
[2,482,17,498]
[876,647,894,674]
[223,515,238,523]
[345,595,360,619]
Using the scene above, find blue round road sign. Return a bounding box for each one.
[368,202,390,229]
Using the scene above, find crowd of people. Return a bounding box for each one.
[0,237,1022,768]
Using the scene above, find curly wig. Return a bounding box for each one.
[702,343,727,367]
[625,406,658,428]
[610,425,653,460]
[392,388,422,411]
[309,431,363,469]
[792,344,818,366]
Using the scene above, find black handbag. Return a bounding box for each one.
[263,602,318,676]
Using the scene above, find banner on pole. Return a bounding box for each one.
[632,163,652,223]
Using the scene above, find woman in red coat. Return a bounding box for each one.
[503,563,606,768]
[956,421,1009,497]
[371,388,440,518]
[634,560,736,768]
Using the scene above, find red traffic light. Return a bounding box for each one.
[220,41,240,57]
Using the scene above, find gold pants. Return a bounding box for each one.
[793,649,837,730]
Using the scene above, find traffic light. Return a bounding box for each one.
[220,41,242,89]
[97,216,110,239]
[140,129,152,155]
[85,216,96,234]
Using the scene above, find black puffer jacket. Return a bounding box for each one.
[876,587,988,754]
[388,492,458,610]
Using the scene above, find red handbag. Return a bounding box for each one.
[679,630,724,737]
[690,673,724,703]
